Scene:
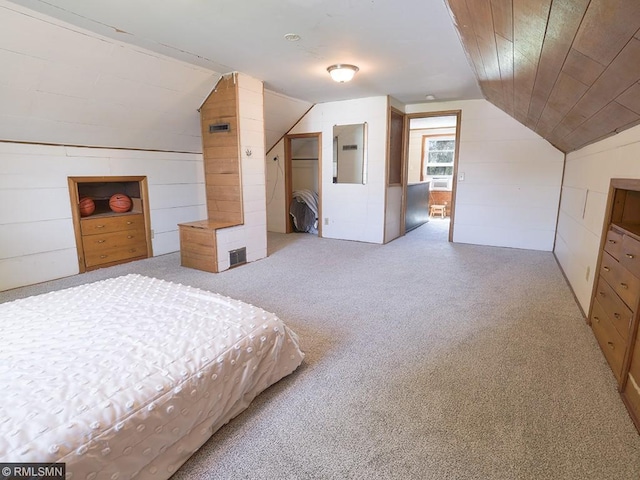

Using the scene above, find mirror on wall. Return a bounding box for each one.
[332,123,367,184]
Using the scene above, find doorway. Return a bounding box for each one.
[404,111,461,242]
[284,133,322,236]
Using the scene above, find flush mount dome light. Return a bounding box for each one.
[327,64,359,83]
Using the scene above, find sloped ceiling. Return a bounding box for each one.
[445,0,640,153]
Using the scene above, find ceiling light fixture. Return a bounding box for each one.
[327,64,359,83]
[425,94,436,101]
[284,33,301,42]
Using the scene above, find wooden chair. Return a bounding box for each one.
[430,204,446,218]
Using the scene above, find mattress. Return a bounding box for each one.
[0,274,304,479]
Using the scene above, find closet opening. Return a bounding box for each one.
[284,132,322,236]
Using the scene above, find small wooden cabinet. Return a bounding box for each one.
[178,220,236,273]
[590,179,640,433]
[68,176,152,272]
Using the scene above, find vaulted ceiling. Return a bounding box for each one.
[445,0,640,153]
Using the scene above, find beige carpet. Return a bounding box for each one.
[3,219,640,479]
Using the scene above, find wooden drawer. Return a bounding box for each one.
[593,276,634,341]
[620,233,640,278]
[604,227,623,260]
[82,228,146,253]
[81,214,145,235]
[179,224,218,273]
[84,241,147,268]
[591,299,626,383]
[600,252,640,309]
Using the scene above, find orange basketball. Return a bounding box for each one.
[109,193,132,213]
[78,197,95,217]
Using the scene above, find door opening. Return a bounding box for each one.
[404,111,461,242]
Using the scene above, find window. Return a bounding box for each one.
[421,136,455,189]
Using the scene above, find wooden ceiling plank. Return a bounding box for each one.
[446,0,489,83]
[573,0,640,66]
[466,0,502,82]
[495,33,515,116]
[528,0,591,126]
[557,38,640,138]
[490,0,513,42]
[562,48,606,86]
[512,0,552,122]
[563,101,640,151]
[617,82,640,115]
[538,72,590,137]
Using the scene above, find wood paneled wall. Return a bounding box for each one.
[446,0,640,153]
[200,74,243,224]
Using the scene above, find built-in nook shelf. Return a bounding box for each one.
[68,176,152,272]
[76,181,143,218]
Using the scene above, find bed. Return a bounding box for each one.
[0,274,304,479]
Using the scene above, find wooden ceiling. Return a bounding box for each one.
[445,0,640,153]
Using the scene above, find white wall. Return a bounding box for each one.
[264,90,313,152]
[215,73,267,272]
[0,1,219,290]
[266,96,388,243]
[0,0,217,152]
[406,100,565,251]
[0,142,206,291]
[555,123,640,313]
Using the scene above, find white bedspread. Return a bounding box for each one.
[0,274,304,479]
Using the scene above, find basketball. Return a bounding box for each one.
[109,193,132,213]
[78,197,95,217]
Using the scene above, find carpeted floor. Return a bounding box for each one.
[3,219,640,479]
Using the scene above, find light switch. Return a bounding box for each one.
[458,172,465,182]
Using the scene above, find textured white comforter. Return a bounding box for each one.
[0,274,304,479]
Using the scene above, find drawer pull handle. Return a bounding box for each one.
[593,316,600,323]
[621,283,629,289]
[598,291,605,297]
[96,225,105,229]
[614,313,621,319]
[609,240,617,244]
[607,341,615,350]
[127,235,133,239]
[127,221,133,225]
[98,240,105,243]
[627,253,635,259]
[129,249,137,253]
[603,266,610,272]
[100,255,107,259]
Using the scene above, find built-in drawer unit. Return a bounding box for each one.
[82,221,147,268]
[589,179,640,434]
[69,176,152,272]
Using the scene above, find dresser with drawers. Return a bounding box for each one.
[590,179,640,432]
[69,176,152,272]
[81,213,148,269]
